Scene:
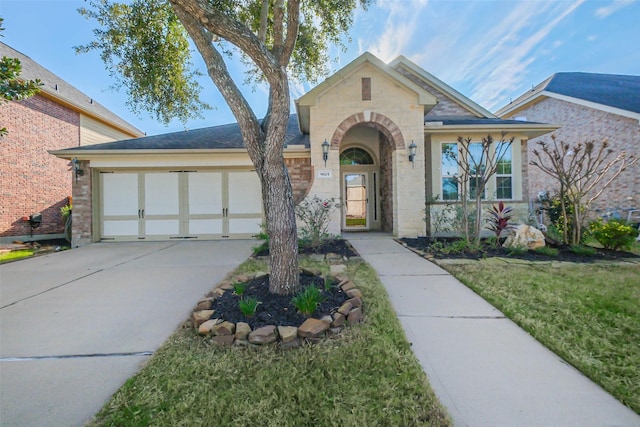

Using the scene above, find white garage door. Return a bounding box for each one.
[100,170,263,241]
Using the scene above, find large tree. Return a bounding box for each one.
[0,18,43,136]
[78,0,369,294]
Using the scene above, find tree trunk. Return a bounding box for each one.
[262,158,300,294]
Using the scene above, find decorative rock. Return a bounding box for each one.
[235,322,252,340]
[340,281,356,292]
[198,319,218,335]
[248,325,277,345]
[253,272,269,280]
[213,321,236,336]
[301,267,322,277]
[329,327,343,335]
[346,288,362,298]
[192,310,215,327]
[347,307,362,325]
[337,302,353,316]
[298,318,330,338]
[277,326,298,343]
[347,296,362,308]
[195,298,213,311]
[234,274,253,283]
[325,252,343,264]
[348,256,363,263]
[212,335,235,346]
[503,224,546,250]
[218,281,234,291]
[309,254,325,262]
[330,264,347,275]
[213,288,225,297]
[331,312,346,327]
[320,315,333,324]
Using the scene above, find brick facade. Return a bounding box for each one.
[0,95,79,241]
[284,157,313,204]
[506,97,640,214]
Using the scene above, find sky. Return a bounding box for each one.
[1,0,639,136]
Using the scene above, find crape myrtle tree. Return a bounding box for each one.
[444,134,514,243]
[77,0,370,295]
[530,135,638,245]
[0,18,43,136]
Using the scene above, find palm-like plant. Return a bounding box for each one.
[486,201,514,245]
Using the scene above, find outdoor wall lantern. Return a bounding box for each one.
[322,139,330,166]
[71,157,84,182]
[408,140,417,166]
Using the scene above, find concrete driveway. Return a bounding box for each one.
[0,240,254,427]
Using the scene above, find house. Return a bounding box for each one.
[496,72,640,216]
[0,42,144,243]
[51,52,556,247]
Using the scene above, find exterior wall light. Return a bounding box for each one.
[408,140,417,166]
[322,139,330,166]
[71,157,84,182]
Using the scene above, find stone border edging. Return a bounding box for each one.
[191,260,364,348]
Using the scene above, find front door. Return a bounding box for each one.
[343,173,368,229]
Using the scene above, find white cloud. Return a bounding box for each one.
[595,0,635,18]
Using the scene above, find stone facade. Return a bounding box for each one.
[0,95,79,241]
[71,160,93,247]
[504,97,640,214]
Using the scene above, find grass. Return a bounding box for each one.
[443,259,640,414]
[88,257,451,426]
[0,249,34,263]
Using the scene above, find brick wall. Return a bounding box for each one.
[0,95,80,240]
[284,157,312,205]
[508,98,640,214]
[71,160,92,247]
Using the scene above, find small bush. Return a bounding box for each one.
[589,219,637,251]
[291,285,325,316]
[569,244,596,256]
[295,195,340,247]
[238,297,260,317]
[507,246,528,256]
[534,246,559,257]
[486,201,514,244]
[233,282,247,297]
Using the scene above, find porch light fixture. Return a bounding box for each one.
[408,140,417,166]
[71,157,84,182]
[322,139,330,166]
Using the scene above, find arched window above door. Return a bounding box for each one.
[340,147,374,165]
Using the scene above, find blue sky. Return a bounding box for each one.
[2,0,639,136]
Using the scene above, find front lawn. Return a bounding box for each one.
[89,258,451,426]
[443,259,640,414]
[0,249,34,263]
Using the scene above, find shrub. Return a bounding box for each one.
[569,244,596,256]
[233,282,247,297]
[238,297,260,317]
[486,201,514,244]
[589,219,637,251]
[295,195,340,247]
[291,285,325,316]
[534,246,559,257]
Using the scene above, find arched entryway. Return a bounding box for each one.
[333,112,403,233]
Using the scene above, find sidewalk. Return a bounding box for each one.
[345,233,640,427]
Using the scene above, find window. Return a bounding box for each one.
[340,147,374,165]
[467,143,486,200]
[441,143,458,200]
[495,142,512,199]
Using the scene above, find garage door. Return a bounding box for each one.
[100,170,263,240]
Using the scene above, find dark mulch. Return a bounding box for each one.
[401,237,640,263]
[253,238,358,258]
[210,270,349,329]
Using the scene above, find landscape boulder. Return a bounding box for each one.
[503,224,546,250]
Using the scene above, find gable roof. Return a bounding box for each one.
[295,52,438,133]
[1,42,143,137]
[50,114,308,157]
[389,56,496,119]
[496,72,640,120]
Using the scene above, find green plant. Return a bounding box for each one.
[252,223,269,255]
[323,275,333,292]
[238,297,261,317]
[291,285,325,316]
[295,195,340,247]
[485,201,513,245]
[233,282,247,297]
[589,218,637,251]
[506,246,527,256]
[60,204,72,220]
[569,244,596,256]
[533,246,559,257]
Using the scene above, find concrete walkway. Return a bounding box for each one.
[0,240,253,427]
[345,233,640,427]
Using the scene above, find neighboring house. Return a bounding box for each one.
[496,72,640,218]
[0,42,144,243]
[51,52,556,247]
